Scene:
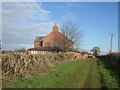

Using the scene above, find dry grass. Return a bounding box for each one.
[2,53,74,77]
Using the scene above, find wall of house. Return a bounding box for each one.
[42,31,73,48]
[42,32,55,47]
[34,41,40,47]
[34,24,73,48]
[28,50,58,55]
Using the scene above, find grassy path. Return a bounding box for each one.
[83,61,94,88]
[61,59,94,88]
[4,58,119,88]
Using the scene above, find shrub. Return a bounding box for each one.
[106,53,120,72]
[2,53,75,77]
[58,54,64,59]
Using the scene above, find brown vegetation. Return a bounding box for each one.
[97,53,120,73]
[106,53,120,72]
[2,53,75,77]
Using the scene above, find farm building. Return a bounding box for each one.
[28,23,74,55]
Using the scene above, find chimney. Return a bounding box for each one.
[53,23,58,32]
[62,30,65,35]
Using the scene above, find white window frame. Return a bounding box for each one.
[31,51,33,54]
[34,51,35,54]
[36,51,38,54]
[41,51,42,54]
[40,51,46,54]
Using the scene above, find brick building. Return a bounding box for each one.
[28,23,74,55]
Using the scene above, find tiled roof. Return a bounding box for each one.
[58,32,74,43]
[28,47,62,51]
[34,36,45,42]
[70,48,81,53]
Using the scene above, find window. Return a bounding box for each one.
[31,50,37,54]
[31,51,33,54]
[41,51,46,54]
[35,51,38,54]
[33,51,35,54]
[41,51,43,54]
[43,51,46,54]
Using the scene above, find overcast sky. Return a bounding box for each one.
[2,2,118,54]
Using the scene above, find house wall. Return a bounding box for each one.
[28,50,58,55]
[34,24,73,48]
[34,41,40,47]
[42,31,73,48]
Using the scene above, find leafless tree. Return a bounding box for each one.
[61,20,83,51]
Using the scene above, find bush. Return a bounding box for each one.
[106,53,120,72]
[58,54,64,59]
[2,53,75,77]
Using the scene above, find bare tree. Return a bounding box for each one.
[61,20,82,51]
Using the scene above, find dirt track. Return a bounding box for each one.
[83,61,94,88]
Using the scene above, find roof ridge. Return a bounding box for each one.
[58,32,74,43]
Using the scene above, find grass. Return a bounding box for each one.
[90,59,101,88]
[4,58,120,88]
[97,59,119,88]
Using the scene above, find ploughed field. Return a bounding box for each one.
[3,59,120,88]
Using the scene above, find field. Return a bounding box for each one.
[3,58,119,88]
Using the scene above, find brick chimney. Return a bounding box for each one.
[53,23,58,32]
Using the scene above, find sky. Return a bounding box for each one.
[1,2,118,54]
[1,0,120,2]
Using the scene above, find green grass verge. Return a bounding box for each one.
[4,58,119,88]
[97,59,119,88]
[7,59,100,88]
[90,59,101,88]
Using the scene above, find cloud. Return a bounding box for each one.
[2,22,55,50]
[2,2,53,50]
[2,0,36,2]
[100,49,110,53]
[58,3,85,22]
[61,13,74,19]
[2,0,119,2]
[67,0,119,2]
[60,12,78,22]
[0,2,2,41]
[2,2,50,24]
[57,3,88,8]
